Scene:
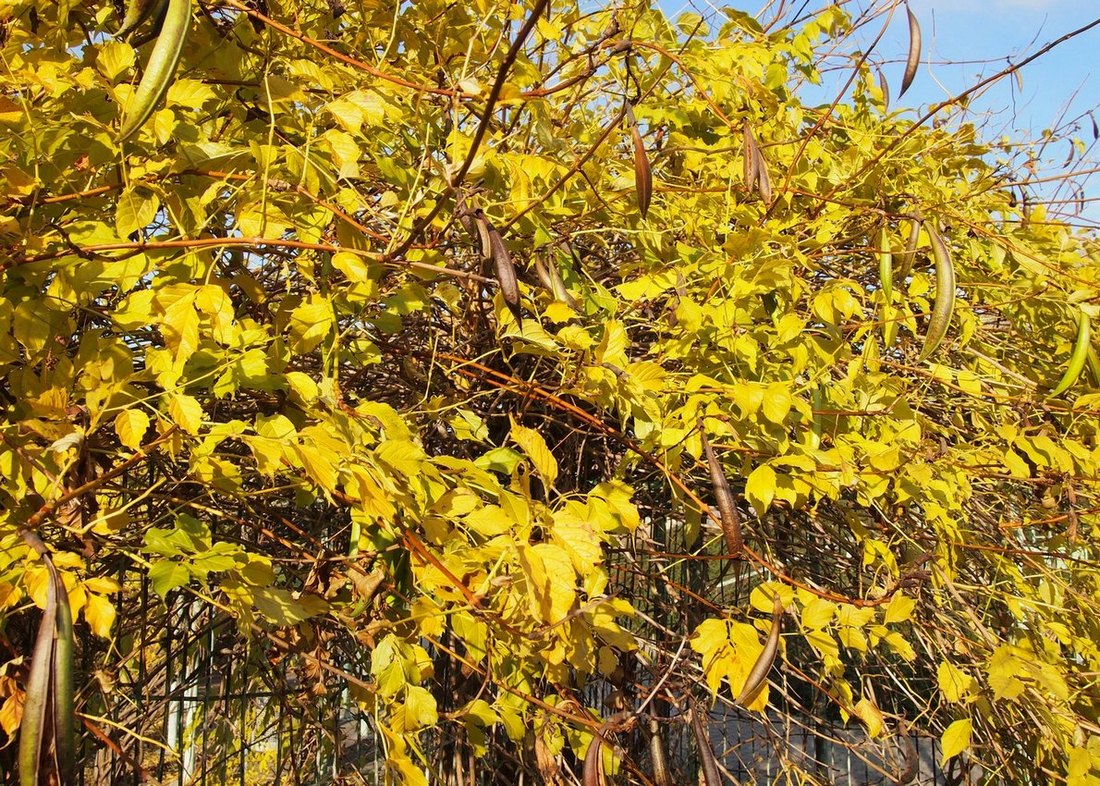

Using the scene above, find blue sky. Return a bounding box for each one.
[671,0,1100,227]
[857,0,1099,226]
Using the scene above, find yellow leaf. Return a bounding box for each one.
[883,593,916,624]
[295,443,339,495]
[745,464,776,513]
[940,719,972,764]
[0,691,24,737]
[761,383,792,424]
[97,41,135,82]
[937,661,972,703]
[168,393,203,435]
[691,619,729,660]
[83,577,121,594]
[114,409,150,450]
[289,296,334,353]
[852,697,884,738]
[510,418,558,490]
[517,542,576,626]
[84,592,117,639]
[800,597,836,629]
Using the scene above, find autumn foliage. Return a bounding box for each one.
[1,0,1098,783]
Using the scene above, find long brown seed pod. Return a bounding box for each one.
[648,719,672,786]
[917,223,955,361]
[625,103,652,219]
[583,731,606,786]
[699,421,743,557]
[743,120,759,192]
[900,5,921,97]
[735,593,784,707]
[690,705,721,786]
[877,66,891,110]
[476,211,523,327]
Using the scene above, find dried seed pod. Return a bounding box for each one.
[583,732,606,786]
[917,224,955,361]
[690,705,721,786]
[476,211,523,327]
[626,103,652,219]
[877,66,891,110]
[735,593,784,708]
[648,719,672,786]
[1049,309,1091,397]
[699,420,743,557]
[900,5,921,97]
[116,0,191,142]
[879,225,898,347]
[743,120,759,191]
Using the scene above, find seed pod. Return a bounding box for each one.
[917,224,955,361]
[626,103,652,219]
[116,0,164,37]
[18,555,75,786]
[879,225,898,347]
[900,5,921,97]
[735,593,784,708]
[648,719,672,786]
[690,705,721,786]
[743,120,759,192]
[897,216,921,279]
[583,733,606,786]
[477,212,523,327]
[52,563,75,781]
[877,66,890,110]
[533,254,554,292]
[1049,309,1091,397]
[1087,345,1100,387]
[698,421,743,557]
[755,144,772,206]
[130,0,171,47]
[116,0,191,142]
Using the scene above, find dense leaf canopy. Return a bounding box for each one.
[1,0,1098,783]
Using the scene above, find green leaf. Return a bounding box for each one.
[148,562,190,598]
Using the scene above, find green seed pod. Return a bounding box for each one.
[917,224,955,361]
[116,0,191,142]
[1049,309,1091,397]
